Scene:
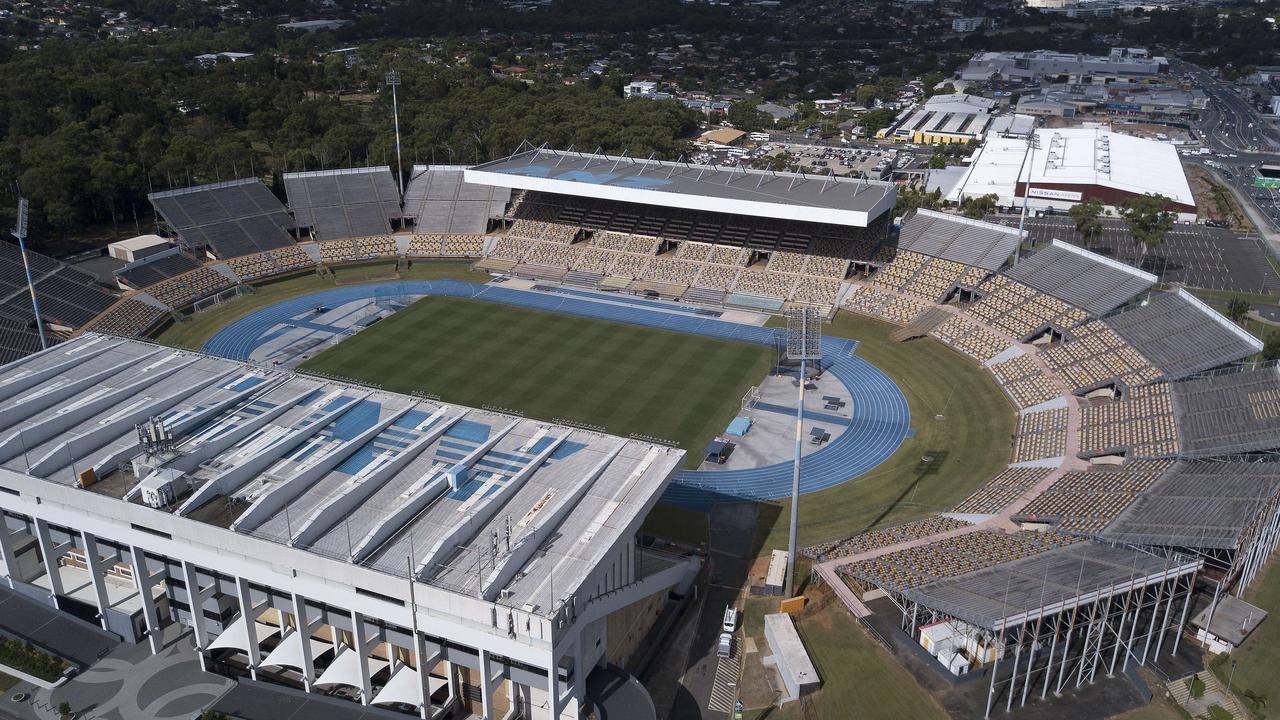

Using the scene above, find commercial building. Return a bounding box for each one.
[951,16,988,32]
[880,93,997,145]
[947,127,1196,220]
[0,336,697,719]
[960,48,1168,85]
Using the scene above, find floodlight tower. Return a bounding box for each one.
[11,198,46,350]
[784,305,822,598]
[386,70,405,197]
[1014,129,1042,266]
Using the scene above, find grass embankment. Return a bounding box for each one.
[300,295,775,469]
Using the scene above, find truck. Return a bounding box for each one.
[717,632,734,658]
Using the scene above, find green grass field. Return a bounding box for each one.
[299,296,776,467]
[1211,558,1280,717]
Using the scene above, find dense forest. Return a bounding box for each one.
[0,28,699,249]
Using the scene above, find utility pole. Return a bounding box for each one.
[784,306,822,598]
[1015,130,1041,266]
[11,198,46,350]
[386,71,405,197]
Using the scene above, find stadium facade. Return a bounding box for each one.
[0,335,693,719]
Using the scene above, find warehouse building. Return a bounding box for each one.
[880,93,997,145]
[947,127,1196,220]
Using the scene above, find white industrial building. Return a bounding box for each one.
[0,335,697,719]
[947,127,1196,220]
[960,48,1168,85]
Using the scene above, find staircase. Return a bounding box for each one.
[1166,671,1248,720]
[891,306,951,342]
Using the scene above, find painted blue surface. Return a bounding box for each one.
[538,285,723,317]
[224,375,269,393]
[203,280,911,509]
[446,419,491,444]
[330,400,381,441]
[335,444,379,476]
[753,402,852,427]
[726,416,752,436]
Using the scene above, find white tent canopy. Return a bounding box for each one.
[207,617,281,653]
[371,663,449,707]
[259,630,333,671]
[315,647,390,689]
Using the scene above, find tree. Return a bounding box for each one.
[1264,332,1280,362]
[1118,194,1175,261]
[1225,298,1251,324]
[960,193,998,219]
[926,153,946,169]
[726,101,769,133]
[1068,198,1105,247]
[58,702,72,720]
[896,186,942,215]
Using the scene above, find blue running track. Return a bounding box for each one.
[203,280,911,509]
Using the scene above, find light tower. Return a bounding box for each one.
[386,70,405,197]
[784,305,822,597]
[11,197,46,350]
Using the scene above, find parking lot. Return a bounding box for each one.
[985,215,1280,294]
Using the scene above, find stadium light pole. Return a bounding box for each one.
[11,197,46,350]
[1015,130,1041,267]
[784,307,821,598]
[386,70,405,197]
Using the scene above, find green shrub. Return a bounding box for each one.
[1206,704,1232,720]
[1187,675,1206,700]
[0,638,69,682]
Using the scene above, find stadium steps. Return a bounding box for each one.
[563,270,602,287]
[629,280,686,298]
[474,258,517,274]
[513,264,567,283]
[683,287,727,306]
[1166,671,1248,720]
[891,306,952,342]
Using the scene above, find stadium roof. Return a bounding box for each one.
[149,179,296,258]
[1100,461,1280,550]
[1105,289,1263,380]
[897,209,1020,271]
[284,167,402,240]
[1171,366,1280,458]
[1006,240,1157,315]
[466,148,896,227]
[0,335,682,616]
[403,165,509,234]
[899,542,1199,631]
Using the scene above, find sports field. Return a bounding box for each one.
[299,295,776,467]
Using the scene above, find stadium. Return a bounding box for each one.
[0,146,1278,720]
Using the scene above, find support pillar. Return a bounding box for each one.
[33,518,66,607]
[1107,588,1134,677]
[79,532,112,632]
[417,644,440,720]
[984,629,1004,720]
[546,661,562,720]
[479,648,497,720]
[235,576,262,678]
[292,592,320,692]
[1054,605,1079,696]
[1020,615,1042,707]
[1171,570,1197,657]
[1122,585,1146,672]
[0,518,19,588]
[131,545,165,654]
[1006,624,1024,713]
[350,610,373,705]
[182,562,212,671]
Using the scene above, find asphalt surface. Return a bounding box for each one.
[0,585,119,667]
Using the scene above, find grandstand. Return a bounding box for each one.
[114,250,202,289]
[895,209,1020,271]
[468,147,896,227]
[284,167,402,239]
[403,164,509,234]
[1004,240,1157,317]
[0,241,116,331]
[149,179,296,258]
[1171,365,1280,457]
[1017,461,1172,533]
[1101,460,1280,589]
[1105,289,1263,380]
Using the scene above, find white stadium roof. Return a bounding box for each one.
[467,148,897,227]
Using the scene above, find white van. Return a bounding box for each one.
[717,632,734,658]
[722,606,739,633]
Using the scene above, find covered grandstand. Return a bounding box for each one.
[0,241,116,340]
[404,164,509,234]
[284,166,403,239]
[149,179,297,258]
[1004,240,1157,317]
[1105,289,1263,380]
[1171,365,1280,457]
[894,208,1021,271]
[1100,460,1280,590]
[467,147,896,227]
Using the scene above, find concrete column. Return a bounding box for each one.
[350,610,373,705]
[479,648,497,720]
[182,562,211,671]
[292,593,317,692]
[546,661,562,720]
[416,642,439,719]
[131,546,165,654]
[33,518,66,607]
[0,518,18,587]
[79,532,112,631]
[236,576,261,678]
[445,660,459,707]
[570,638,586,710]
